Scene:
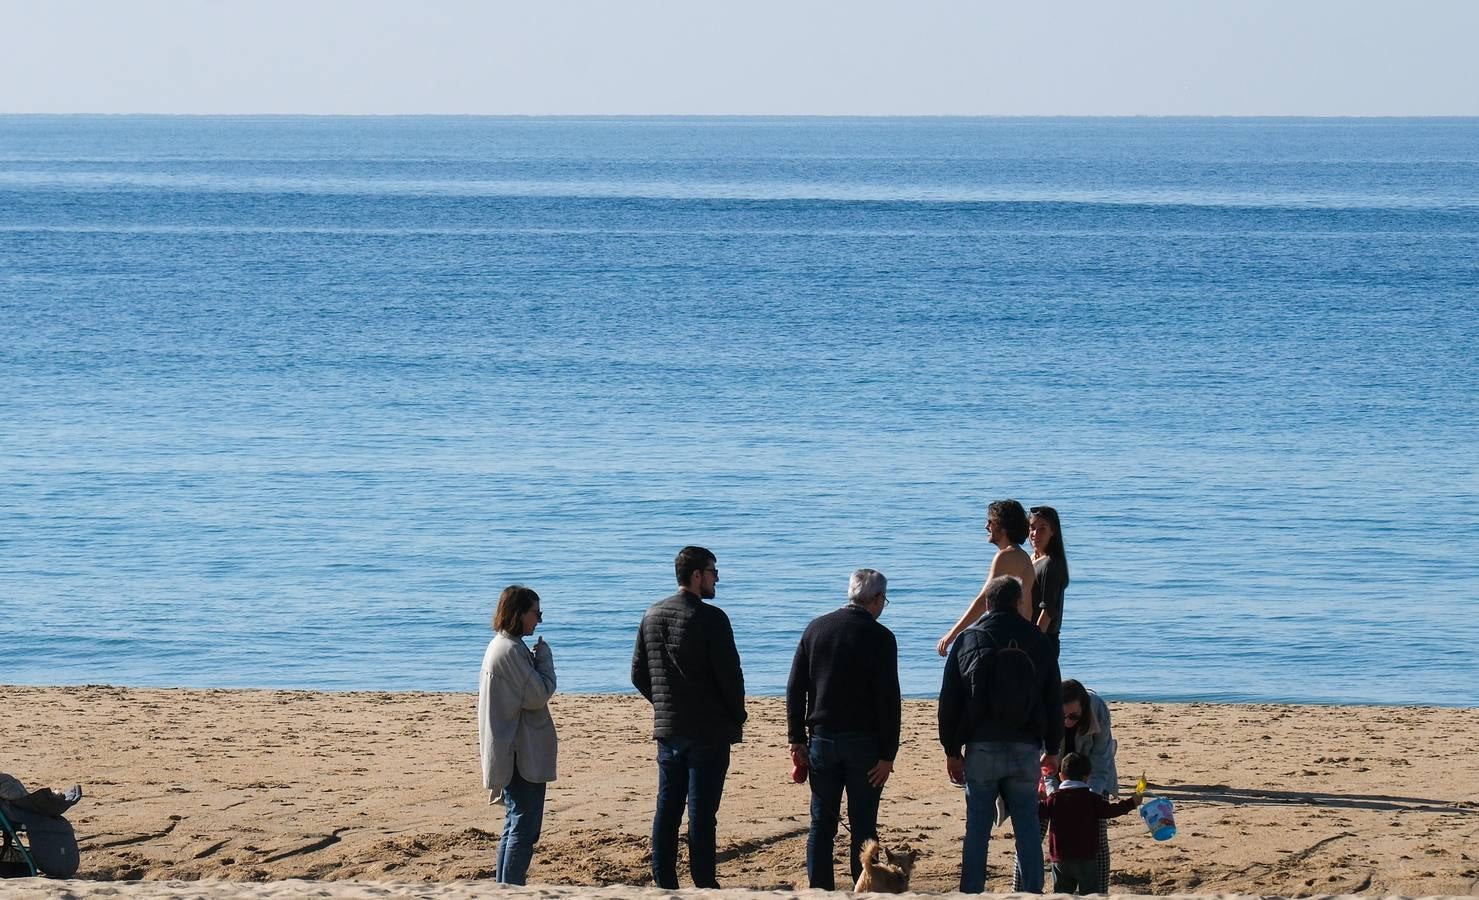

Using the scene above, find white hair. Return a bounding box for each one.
[848,568,887,605]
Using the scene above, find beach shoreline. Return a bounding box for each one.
[6,686,1476,895]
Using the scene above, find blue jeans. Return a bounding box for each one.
[960,741,1043,894]
[497,769,547,885]
[652,737,731,889]
[806,731,884,890]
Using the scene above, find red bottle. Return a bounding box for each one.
[790,746,809,784]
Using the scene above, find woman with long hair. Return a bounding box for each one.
[478,585,558,885]
[1028,505,1070,646]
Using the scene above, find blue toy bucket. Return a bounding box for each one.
[1139,795,1176,841]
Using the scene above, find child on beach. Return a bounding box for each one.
[1038,752,1141,895]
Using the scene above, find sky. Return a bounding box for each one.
[3,0,1478,116]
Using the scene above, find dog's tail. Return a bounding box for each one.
[860,837,882,868]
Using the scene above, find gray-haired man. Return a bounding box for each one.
[785,568,902,890]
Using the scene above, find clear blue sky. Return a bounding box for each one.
[4,0,1477,115]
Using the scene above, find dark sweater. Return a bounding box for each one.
[785,604,902,761]
[631,589,747,744]
[1039,786,1138,860]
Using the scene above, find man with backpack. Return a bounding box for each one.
[938,575,1063,893]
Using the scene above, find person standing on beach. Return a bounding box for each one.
[478,585,557,886]
[1038,752,1141,894]
[938,575,1063,894]
[785,568,901,890]
[631,546,746,889]
[937,499,1036,656]
[1028,505,1070,650]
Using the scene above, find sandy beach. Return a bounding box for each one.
[3,686,1475,896]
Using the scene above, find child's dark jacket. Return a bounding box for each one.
[1039,784,1138,860]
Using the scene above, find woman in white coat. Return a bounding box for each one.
[478,584,557,885]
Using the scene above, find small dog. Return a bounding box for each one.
[854,837,919,893]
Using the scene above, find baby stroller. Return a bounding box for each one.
[0,774,82,878]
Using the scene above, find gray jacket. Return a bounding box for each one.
[478,632,558,790]
[1047,689,1118,796]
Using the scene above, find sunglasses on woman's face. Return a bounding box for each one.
[1064,710,1082,722]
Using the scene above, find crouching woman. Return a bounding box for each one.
[479,584,558,885]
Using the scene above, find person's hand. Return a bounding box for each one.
[936,635,952,657]
[789,743,809,785]
[867,760,893,789]
[533,636,550,658]
[946,756,965,786]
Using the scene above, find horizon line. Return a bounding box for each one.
[5,112,1479,120]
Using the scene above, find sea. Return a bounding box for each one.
[2,116,1476,706]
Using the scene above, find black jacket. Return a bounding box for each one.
[938,610,1063,757]
[786,604,902,761]
[631,589,747,744]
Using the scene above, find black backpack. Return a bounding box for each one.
[967,627,1040,730]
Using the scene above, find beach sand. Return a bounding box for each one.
[3,686,1475,896]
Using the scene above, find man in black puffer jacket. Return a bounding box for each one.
[631,545,746,889]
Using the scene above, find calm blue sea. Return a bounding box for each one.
[2,116,1476,706]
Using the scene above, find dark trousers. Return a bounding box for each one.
[652,736,730,889]
[0,801,78,878]
[806,731,884,890]
[1053,856,1103,894]
[1016,818,1110,892]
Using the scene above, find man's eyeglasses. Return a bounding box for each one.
[704,567,718,575]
